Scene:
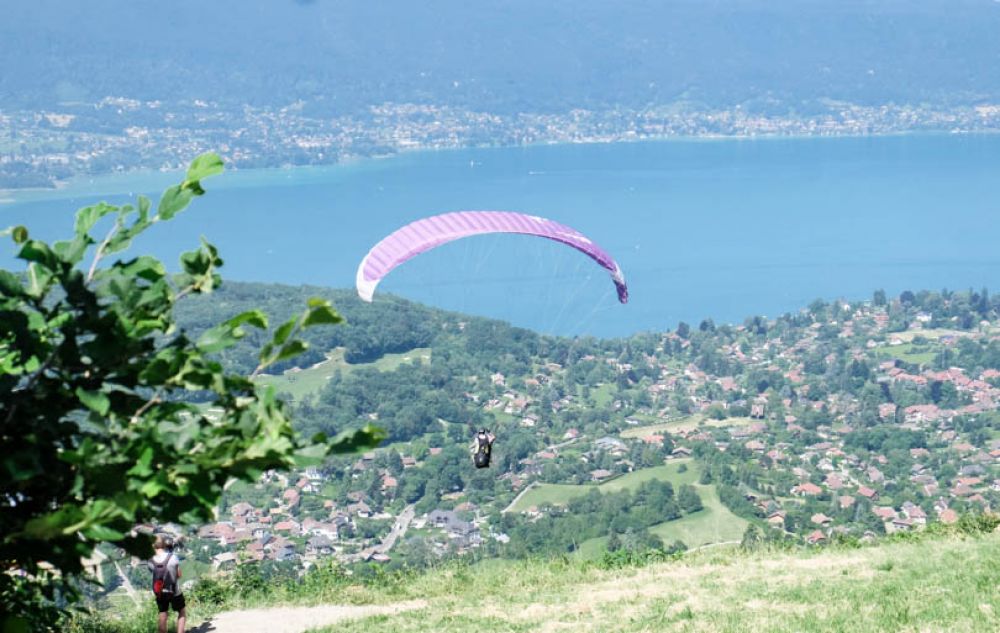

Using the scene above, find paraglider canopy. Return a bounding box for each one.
[355,211,628,303]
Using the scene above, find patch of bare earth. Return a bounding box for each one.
[195,600,426,633]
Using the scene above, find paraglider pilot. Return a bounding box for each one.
[471,428,496,468]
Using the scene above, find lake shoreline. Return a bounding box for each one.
[3,128,998,203]
[4,134,999,338]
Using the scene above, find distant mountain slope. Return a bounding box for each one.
[4,1,1000,112]
[172,280,560,375]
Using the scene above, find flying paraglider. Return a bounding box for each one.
[355,211,628,303]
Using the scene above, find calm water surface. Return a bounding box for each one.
[3,135,1000,337]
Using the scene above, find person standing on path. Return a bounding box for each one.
[149,536,186,633]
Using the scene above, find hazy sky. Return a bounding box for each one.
[3,1,1000,112]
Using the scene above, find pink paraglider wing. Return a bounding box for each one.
[356,211,628,303]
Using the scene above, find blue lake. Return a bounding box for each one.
[3,134,1000,337]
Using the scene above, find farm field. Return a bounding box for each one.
[620,414,757,439]
[255,347,431,401]
[575,482,749,557]
[876,342,938,365]
[649,484,748,547]
[507,459,698,512]
[887,328,976,343]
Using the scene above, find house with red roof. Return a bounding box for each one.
[857,486,878,500]
[825,474,845,491]
[282,488,301,508]
[872,506,896,521]
[792,482,823,496]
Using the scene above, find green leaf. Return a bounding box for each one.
[303,300,343,327]
[272,318,297,346]
[292,441,329,466]
[25,263,53,297]
[140,476,168,498]
[122,256,167,283]
[17,240,56,268]
[22,505,87,539]
[328,424,387,455]
[137,195,151,221]
[197,324,242,353]
[185,152,224,184]
[52,236,91,265]
[274,340,308,363]
[225,309,268,330]
[0,270,24,297]
[157,185,194,220]
[127,446,155,477]
[75,388,110,416]
[82,524,125,541]
[12,225,29,244]
[199,309,268,354]
[179,239,223,281]
[74,202,117,236]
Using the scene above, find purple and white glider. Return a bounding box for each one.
[355,211,628,303]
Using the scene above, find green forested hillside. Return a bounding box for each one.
[63,279,1000,632]
[173,281,1000,559]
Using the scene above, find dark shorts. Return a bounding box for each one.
[155,593,186,614]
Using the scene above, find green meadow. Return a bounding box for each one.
[620,414,757,439]
[507,459,699,513]
[255,347,432,401]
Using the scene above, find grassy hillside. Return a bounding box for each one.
[508,460,699,512]
[620,414,756,439]
[577,483,750,557]
[507,460,750,554]
[70,530,1000,633]
[305,533,1000,633]
[649,485,748,547]
[255,347,432,401]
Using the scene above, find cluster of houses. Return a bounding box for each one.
[637,307,998,541]
[487,302,998,543]
[183,456,491,571]
[133,301,997,577]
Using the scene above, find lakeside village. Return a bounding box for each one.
[5,97,1000,189]
[119,291,1000,589]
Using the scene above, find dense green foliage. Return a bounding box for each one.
[0,156,382,632]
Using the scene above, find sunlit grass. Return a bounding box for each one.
[254,347,431,401]
[312,533,1000,632]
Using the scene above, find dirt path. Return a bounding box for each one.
[113,560,141,605]
[192,600,426,633]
